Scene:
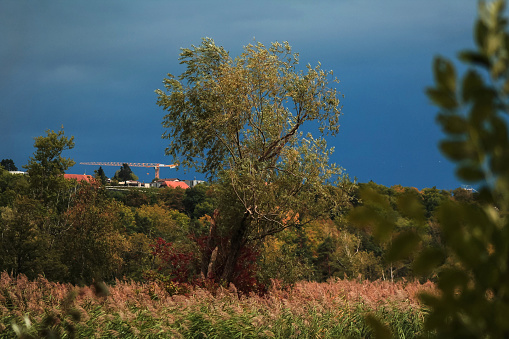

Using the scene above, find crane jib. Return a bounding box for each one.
[79,162,177,179]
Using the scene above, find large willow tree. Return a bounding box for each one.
[156,38,348,284]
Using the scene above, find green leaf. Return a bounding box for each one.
[426,88,458,109]
[437,268,469,294]
[418,292,440,309]
[456,165,485,183]
[437,201,466,238]
[372,218,397,243]
[68,308,82,322]
[504,33,509,62]
[439,140,477,162]
[470,92,496,126]
[433,57,457,92]
[396,192,426,222]
[461,70,484,103]
[385,230,421,262]
[491,149,509,174]
[348,205,395,243]
[93,281,110,297]
[347,206,378,230]
[487,33,503,56]
[502,78,509,95]
[351,187,398,242]
[359,187,391,209]
[436,113,468,135]
[365,314,393,339]
[493,0,506,19]
[458,50,491,68]
[413,247,446,275]
[491,58,507,79]
[491,116,509,144]
[475,20,489,51]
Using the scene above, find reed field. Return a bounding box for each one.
[0,272,434,338]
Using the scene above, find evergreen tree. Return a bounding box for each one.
[94,166,108,185]
[0,159,17,171]
[113,163,138,182]
[23,129,75,211]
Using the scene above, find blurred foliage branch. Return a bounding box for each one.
[349,1,509,337]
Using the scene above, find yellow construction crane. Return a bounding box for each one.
[80,162,176,179]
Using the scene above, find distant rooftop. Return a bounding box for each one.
[159,180,189,189]
[64,174,94,182]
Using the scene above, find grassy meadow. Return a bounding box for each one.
[0,272,434,338]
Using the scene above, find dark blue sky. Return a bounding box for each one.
[1,0,477,189]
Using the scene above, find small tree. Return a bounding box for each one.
[0,165,28,207]
[61,181,129,283]
[94,166,108,185]
[113,163,138,182]
[156,38,348,284]
[183,183,216,219]
[23,129,75,212]
[0,159,17,171]
[1,129,75,280]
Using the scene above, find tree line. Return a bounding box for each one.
[0,137,473,292]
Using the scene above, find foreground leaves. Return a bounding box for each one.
[350,1,509,337]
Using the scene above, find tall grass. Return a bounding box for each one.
[0,272,434,338]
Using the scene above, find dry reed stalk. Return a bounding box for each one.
[1,272,434,336]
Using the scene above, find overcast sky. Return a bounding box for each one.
[0,0,477,189]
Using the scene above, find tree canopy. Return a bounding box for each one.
[0,159,17,171]
[23,129,75,209]
[113,163,138,182]
[156,38,348,283]
[94,166,107,185]
[156,38,342,179]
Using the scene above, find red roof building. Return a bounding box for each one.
[159,180,189,189]
[64,174,94,183]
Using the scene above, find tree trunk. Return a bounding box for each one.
[206,246,218,279]
[200,210,219,278]
[219,212,249,284]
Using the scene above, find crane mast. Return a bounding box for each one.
[80,162,176,179]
